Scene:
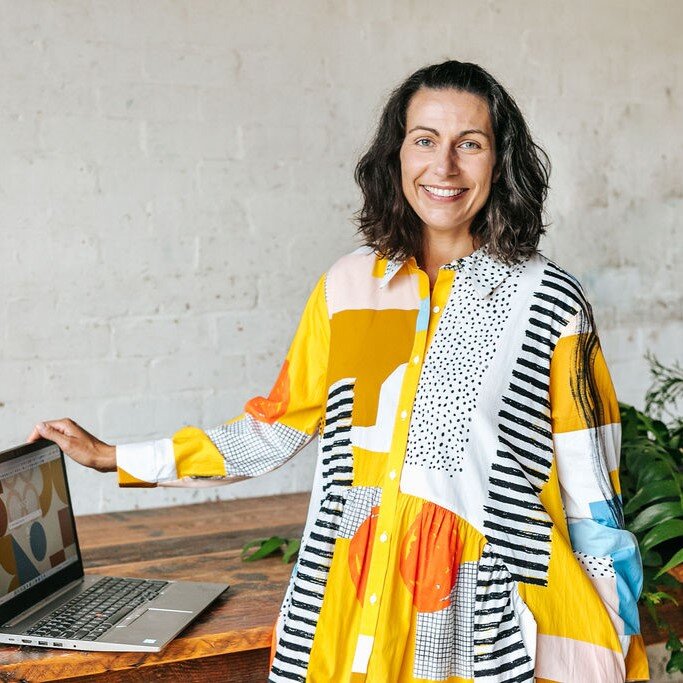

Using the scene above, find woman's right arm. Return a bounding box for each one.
[29,274,331,487]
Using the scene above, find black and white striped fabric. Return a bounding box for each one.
[472,547,535,682]
[268,379,355,683]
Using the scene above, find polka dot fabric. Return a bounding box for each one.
[575,551,616,579]
[404,256,526,477]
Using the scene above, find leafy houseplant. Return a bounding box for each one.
[620,353,683,674]
[242,353,683,670]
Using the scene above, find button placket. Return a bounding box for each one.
[358,267,432,639]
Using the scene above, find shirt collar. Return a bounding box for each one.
[379,243,514,298]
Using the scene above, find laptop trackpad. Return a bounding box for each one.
[102,607,193,646]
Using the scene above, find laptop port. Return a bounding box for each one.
[53,642,63,647]
[38,640,48,645]
[21,639,31,643]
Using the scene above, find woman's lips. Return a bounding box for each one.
[421,185,469,202]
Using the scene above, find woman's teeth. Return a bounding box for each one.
[423,186,467,197]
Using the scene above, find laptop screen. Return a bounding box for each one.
[0,440,83,624]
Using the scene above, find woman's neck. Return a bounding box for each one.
[421,230,479,288]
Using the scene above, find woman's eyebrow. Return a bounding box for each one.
[406,126,490,139]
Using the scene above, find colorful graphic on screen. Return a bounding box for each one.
[0,448,78,604]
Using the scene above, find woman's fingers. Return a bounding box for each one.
[26,426,42,442]
[28,419,116,472]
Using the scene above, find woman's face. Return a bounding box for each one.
[399,88,497,241]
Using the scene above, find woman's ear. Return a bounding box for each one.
[492,164,501,183]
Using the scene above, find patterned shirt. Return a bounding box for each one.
[116,244,649,682]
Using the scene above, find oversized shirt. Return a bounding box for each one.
[116,244,649,682]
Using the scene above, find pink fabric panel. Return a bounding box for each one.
[536,634,625,682]
[326,252,419,316]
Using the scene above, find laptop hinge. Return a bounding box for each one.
[4,578,85,627]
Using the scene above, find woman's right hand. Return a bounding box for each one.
[27,419,117,473]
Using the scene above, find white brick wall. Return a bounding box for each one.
[0,0,680,515]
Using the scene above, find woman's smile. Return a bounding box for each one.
[420,185,469,200]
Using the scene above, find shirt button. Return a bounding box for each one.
[400,409,408,420]
[388,469,397,480]
[412,355,420,365]
[379,532,388,543]
[369,593,377,605]
[432,305,440,314]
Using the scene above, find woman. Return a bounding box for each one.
[30,61,648,682]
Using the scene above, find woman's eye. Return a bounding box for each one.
[460,140,480,150]
[415,138,433,147]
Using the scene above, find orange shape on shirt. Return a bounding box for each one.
[245,360,291,424]
[348,505,380,604]
[399,503,463,612]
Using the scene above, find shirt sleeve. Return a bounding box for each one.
[115,273,330,487]
[549,301,647,678]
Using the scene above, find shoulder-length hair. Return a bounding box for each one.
[354,60,550,266]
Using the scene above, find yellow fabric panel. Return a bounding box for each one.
[275,274,331,435]
[550,332,620,433]
[625,633,650,681]
[518,525,622,653]
[352,446,388,487]
[425,268,455,350]
[457,513,487,564]
[610,468,622,495]
[366,500,484,681]
[372,257,389,279]
[539,459,570,542]
[117,467,156,488]
[329,309,416,427]
[172,426,227,478]
[307,537,365,680]
[368,506,421,682]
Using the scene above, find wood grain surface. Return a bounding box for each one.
[0,491,679,682]
[0,492,309,682]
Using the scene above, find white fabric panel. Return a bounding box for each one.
[553,423,621,518]
[512,582,538,664]
[351,364,406,453]
[115,438,176,483]
[351,634,374,674]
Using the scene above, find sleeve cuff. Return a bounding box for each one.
[116,439,176,487]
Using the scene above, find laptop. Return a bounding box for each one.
[0,439,229,652]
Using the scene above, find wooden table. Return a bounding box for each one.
[0,492,679,682]
[0,492,310,682]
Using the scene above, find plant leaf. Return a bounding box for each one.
[641,591,678,606]
[624,480,681,516]
[640,519,683,552]
[636,462,676,488]
[629,501,682,535]
[640,549,663,567]
[241,537,269,555]
[282,538,300,563]
[242,536,286,562]
[665,649,683,674]
[654,548,683,579]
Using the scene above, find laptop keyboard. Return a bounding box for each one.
[26,577,168,641]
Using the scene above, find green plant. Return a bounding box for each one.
[241,536,301,563]
[620,352,683,674]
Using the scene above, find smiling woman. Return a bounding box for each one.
[30,60,648,682]
[399,89,497,283]
[355,60,550,279]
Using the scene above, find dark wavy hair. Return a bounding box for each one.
[354,60,550,266]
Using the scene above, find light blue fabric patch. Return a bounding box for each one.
[416,296,430,332]
[588,495,622,529]
[613,545,643,635]
[569,518,643,635]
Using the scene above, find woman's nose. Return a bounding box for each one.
[433,146,459,177]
